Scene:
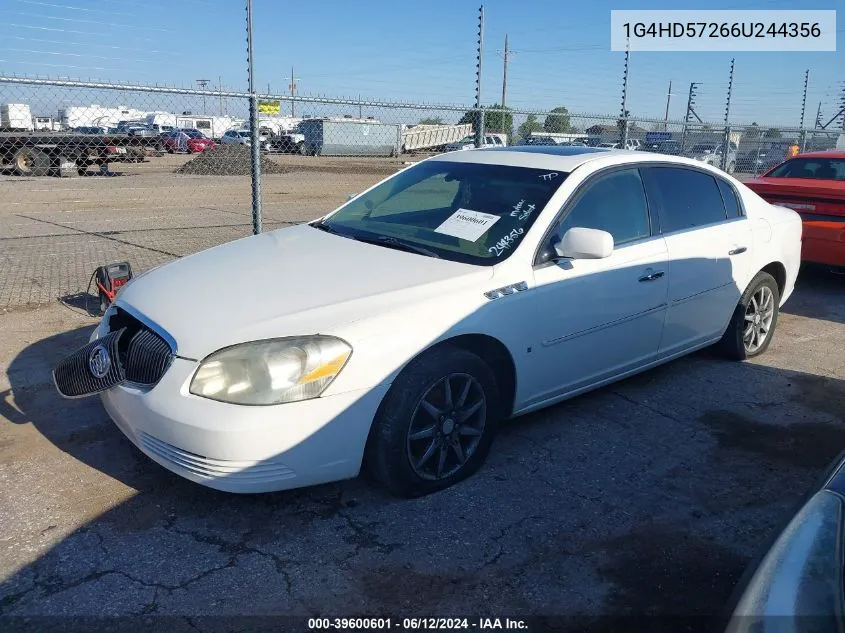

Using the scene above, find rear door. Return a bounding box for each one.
[641,166,752,357]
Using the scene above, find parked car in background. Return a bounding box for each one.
[726,449,845,632]
[745,151,845,267]
[640,140,682,155]
[124,125,158,138]
[623,138,642,151]
[268,128,305,154]
[598,142,620,149]
[445,134,507,151]
[54,146,801,497]
[160,128,216,154]
[685,141,738,173]
[735,141,794,174]
[515,136,557,146]
[73,126,108,135]
[220,128,272,151]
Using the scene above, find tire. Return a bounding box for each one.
[14,147,51,177]
[365,346,500,497]
[717,271,780,361]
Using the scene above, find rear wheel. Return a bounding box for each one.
[366,347,500,497]
[14,147,51,177]
[717,271,780,360]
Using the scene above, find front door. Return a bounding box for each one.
[524,168,669,408]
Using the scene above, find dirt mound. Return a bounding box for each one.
[176,145,293,176]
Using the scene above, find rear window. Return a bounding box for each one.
[766,157,845,181]
[717,179,742,217]
[642,167,728,232]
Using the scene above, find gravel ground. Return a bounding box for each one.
[0,267,843,632]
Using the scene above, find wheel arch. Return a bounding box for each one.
[377,333,518,420]
[758,261,787,297]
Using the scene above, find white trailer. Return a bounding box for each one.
[1,104,34,131]
[402,123,473,152]
[59,105,148,130]
[33,116,62,131]
[174,114,244,140]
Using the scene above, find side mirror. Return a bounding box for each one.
[554,227,614,260]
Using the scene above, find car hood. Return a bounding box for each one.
[116,224,491,359]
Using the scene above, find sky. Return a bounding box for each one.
[0,0,842,128]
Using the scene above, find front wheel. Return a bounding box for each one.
[365,347,500,497]
[717,271,780,360]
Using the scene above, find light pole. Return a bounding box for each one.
[196,79,211,114]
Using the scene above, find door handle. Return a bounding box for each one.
[638,271,665,282]
[728,246,747,255]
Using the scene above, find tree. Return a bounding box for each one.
[764,127,782,138]
[418,117,444,125]
[544,106,572,133]
[518,114,543,139]
[458,104,513,136]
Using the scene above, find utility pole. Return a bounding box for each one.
[196,78,210,114]
[664,80,672,131]
[496,35,515,134]
[815,101,822,128]
[721,58,735,171]
[358,93,362,119]
[284,66,301,117]
[474,5,485,148]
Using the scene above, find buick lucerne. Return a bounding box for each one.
[54,146,803,497]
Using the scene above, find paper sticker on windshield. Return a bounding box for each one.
[434,209,500,242]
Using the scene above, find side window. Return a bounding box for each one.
[555,168,650,247]
[642,167,728,233]
[716,179,742,217]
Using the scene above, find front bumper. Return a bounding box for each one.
[100,357,390,493]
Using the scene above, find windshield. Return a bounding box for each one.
[319,160,567,265]
[455,136,474,144]
[766,157,845,181]
[185,130,206,139]
[690,144,717,153]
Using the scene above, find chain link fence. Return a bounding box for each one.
[1,75,843,310]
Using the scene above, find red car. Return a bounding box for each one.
[161,128,216,154]
[745,151,845,267]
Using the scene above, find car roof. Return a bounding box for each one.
[435,145,616,170]
[431,145,737,174]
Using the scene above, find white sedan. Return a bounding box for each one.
[54,147,802,497]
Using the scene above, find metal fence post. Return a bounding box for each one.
[474,5,485,148]
[619,40,630,146]
[721,58,734,172]
[245,0,262,235]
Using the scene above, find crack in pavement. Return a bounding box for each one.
[484,515,546,566]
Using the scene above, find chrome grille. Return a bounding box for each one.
[53,329,126,398]
[108,307,174,386]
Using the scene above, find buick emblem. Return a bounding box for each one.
[88,344,112,379]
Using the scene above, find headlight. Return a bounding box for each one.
[189,336,351,405]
